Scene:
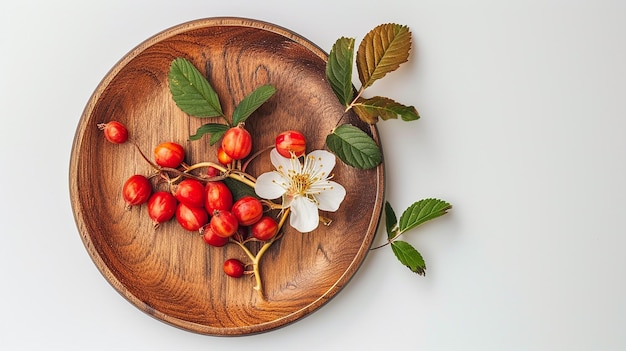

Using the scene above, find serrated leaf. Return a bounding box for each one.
[222,177,258,201]
[325,124,382,169]
[189,123,229,145]
[326,37,355,106]
[232,84,276,126]
[385,201,398,239]
[353,96,419,124]
[351,104,378,124]
[168,58,223,117]
[399,198,452,233]
[391,240,426,275]
[356,24,412,89]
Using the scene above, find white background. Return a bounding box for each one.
[2,1,625,350]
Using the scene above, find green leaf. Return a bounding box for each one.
[384,201,397,239]
[399,198,452,233]
[189,123,229,145]
[168,57,223,118]
[391,240,426,275]
[222,177,258,201]
[356,24,412,89]
[325,124,382,169]
[326,37,355,106]
[353,96,419,124]
[232,84,276,126]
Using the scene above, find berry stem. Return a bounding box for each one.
[229,169,258,184]
[231,239,256,262]
[158,161,258,189]
[369,241,390,250]
[129,138,297,299]
[185,161,226,173]
[187,162,257,188]
[370,227,401,250]
[131,141,160,170]
[227,172,257,189]
[330,86,366,130]
[230,208,291,301]
[345,86,366,113]
[261,199,283,210]
[241,144,274,172]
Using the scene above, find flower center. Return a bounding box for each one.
[290,173,314,195]
[279,154,326,199]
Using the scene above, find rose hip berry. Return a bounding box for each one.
[223,258,245,278]
[176,202,209,232]
[201,225,229,247]
[154,141,185,168]
[210,210,239,238]
[206,166,221,178]
[147,191,177,226]
[275,130,306,158]
[174,179,205,208]
[122,174,152,207]
[216,146,233,165]
[221,126,252,160]
[231,196,263,226]
[205,181,233,214]
[98,121,128,144]
[251,216,279,241]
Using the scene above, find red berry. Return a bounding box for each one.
[147,191,177,226]
[206,166,221,178]
[223,258,245,278]
[251,216,279,241]
[216,146,233,165]
[99,121,128,144]
[201,225,229,247]
[221,126,252,160]
[154,141,185,168]
[176,202,209,231]
[275,130,306,158]
[210,210,239,238]
[231,196,263,226]
[174,179,205,208]
[205,181,233,214]
[122,174,152,207]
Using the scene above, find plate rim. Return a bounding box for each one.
[69,16,385,336]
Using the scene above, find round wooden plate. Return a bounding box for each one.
[69,17,384,336]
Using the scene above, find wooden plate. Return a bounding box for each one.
[69,17,384,336]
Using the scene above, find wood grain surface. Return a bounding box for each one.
[69,17,384,335]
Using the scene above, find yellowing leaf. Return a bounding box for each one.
[356,24,412,89]
[353,96,419,124]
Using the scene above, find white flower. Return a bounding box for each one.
[254,148,346,233]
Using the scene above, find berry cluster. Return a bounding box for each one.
[99,121,306,284]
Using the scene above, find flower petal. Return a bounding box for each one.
[254,172,287,200]
[289,196,320,233]
[307,149,336,179]
[315,181,346,211]
[269,148,294,174]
